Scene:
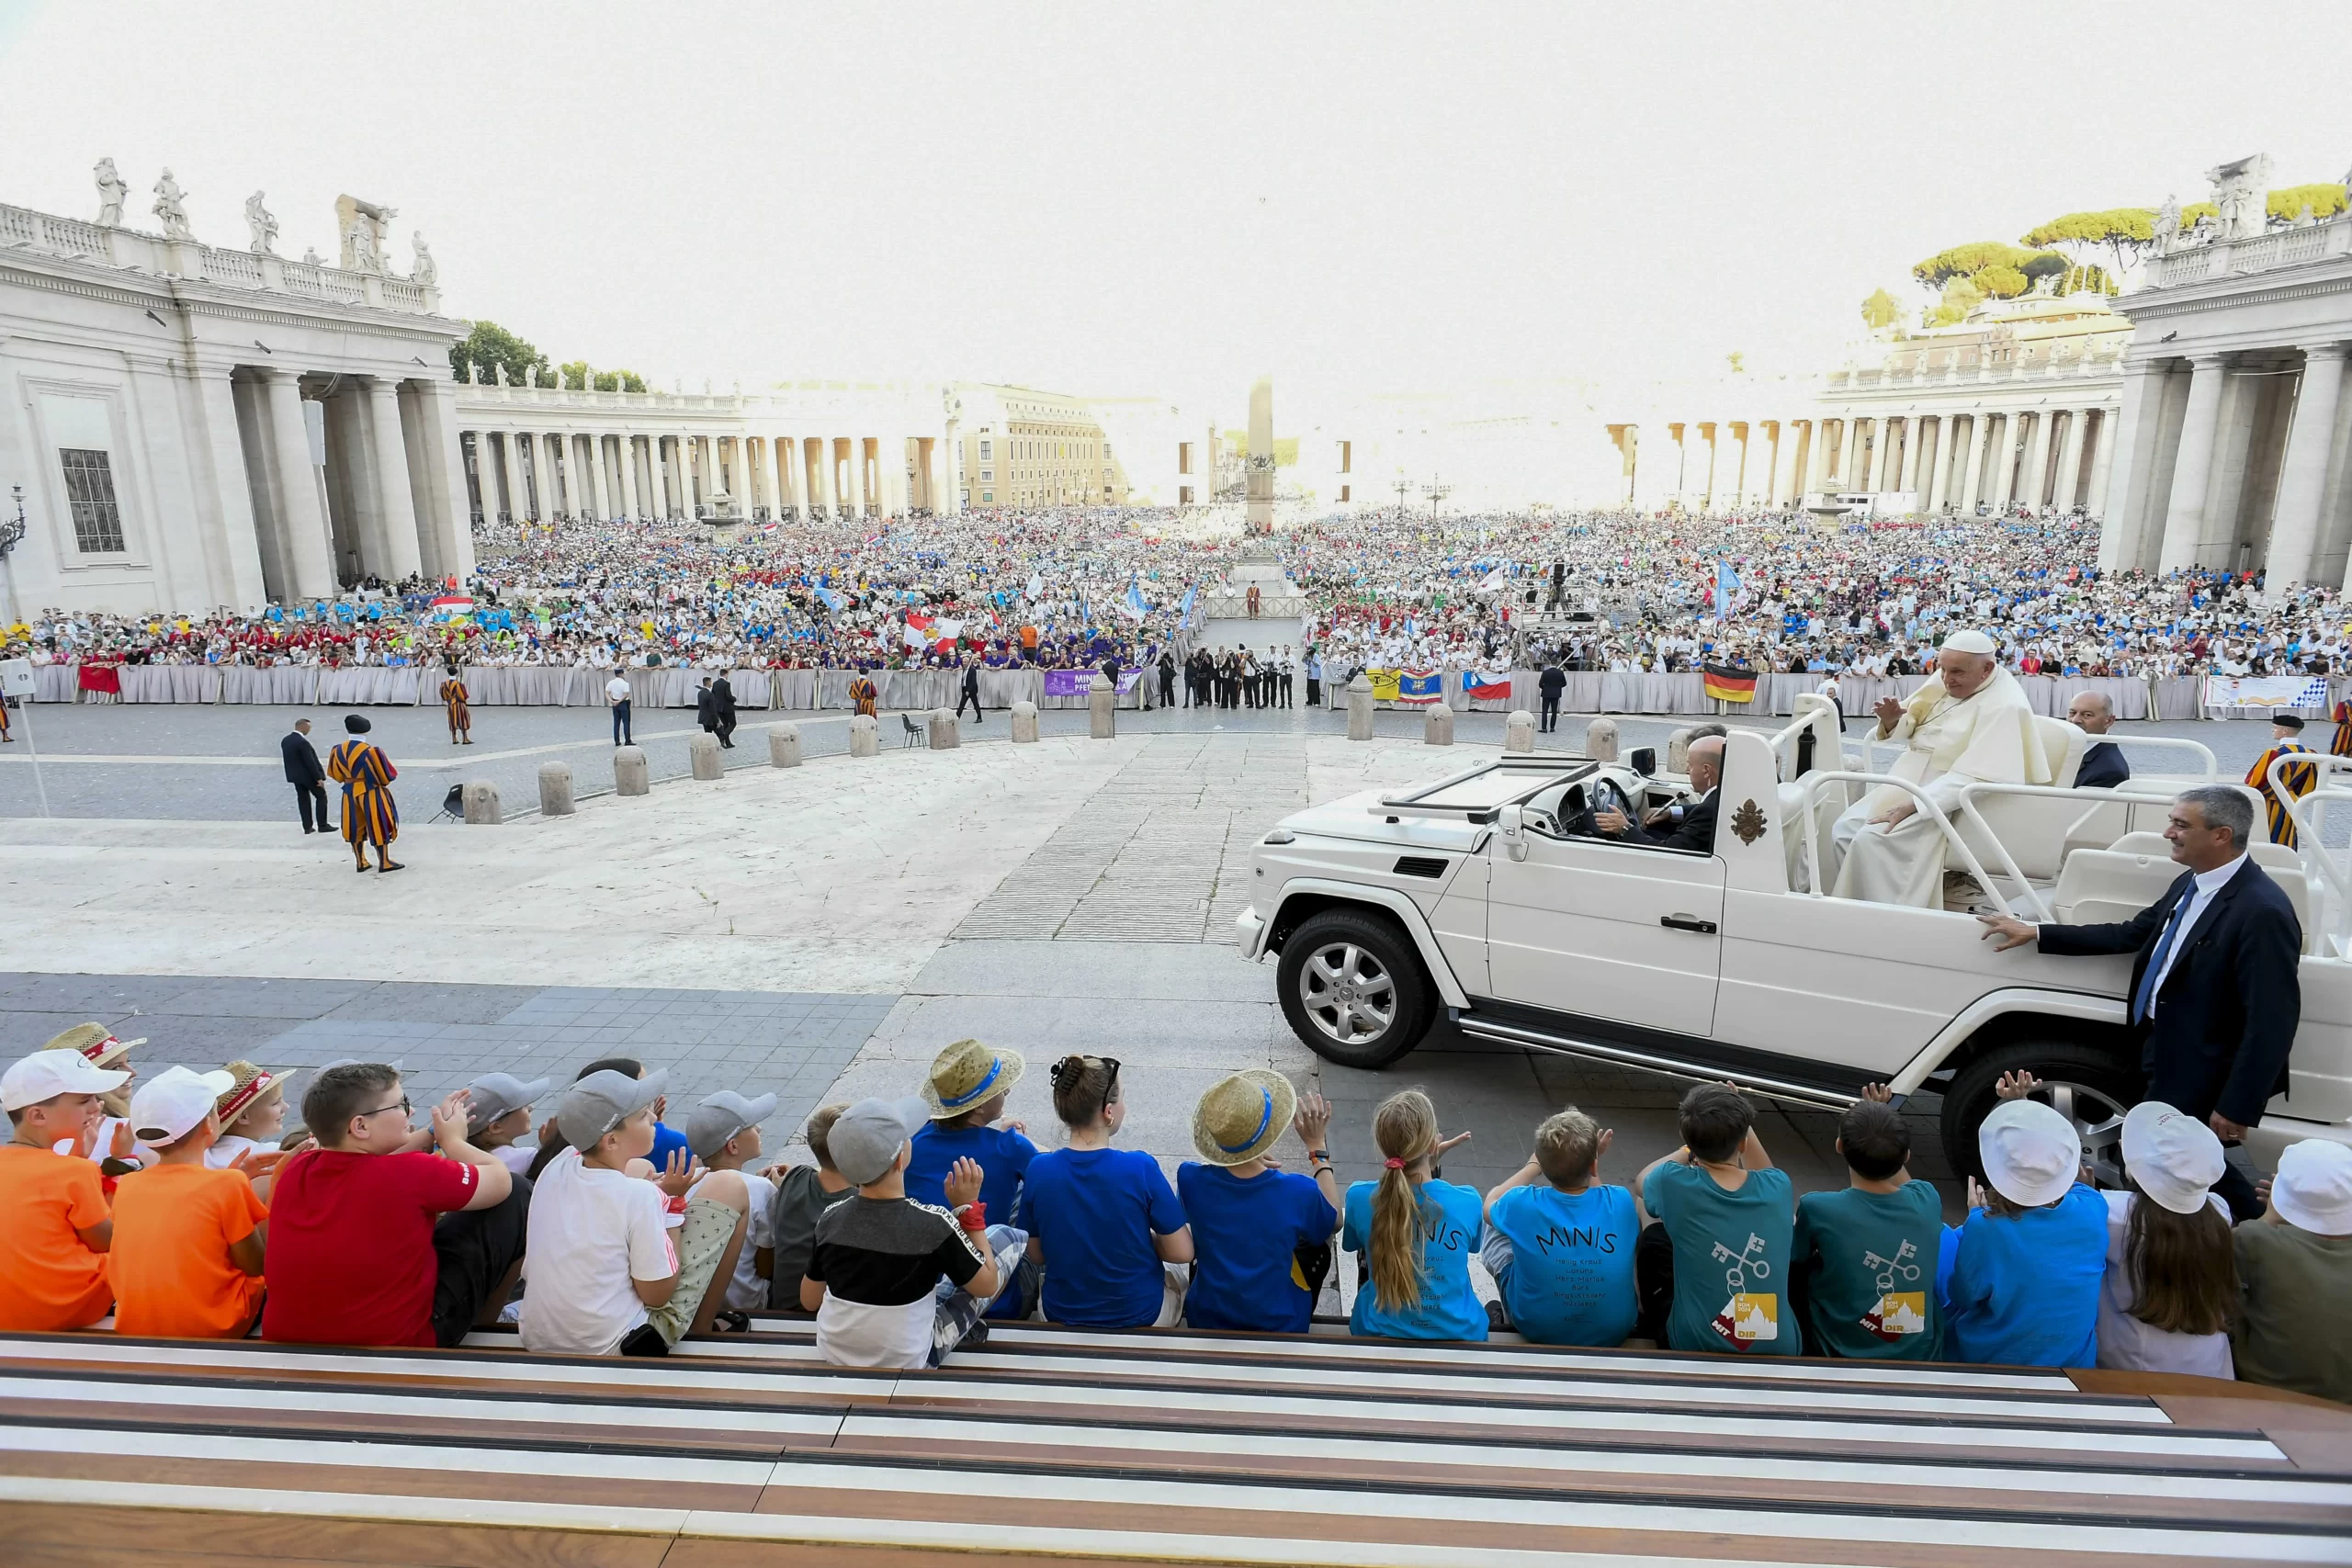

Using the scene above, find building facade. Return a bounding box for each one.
[0,188,471,618]
[2098,208,2352,589]
[950,385,1124,509]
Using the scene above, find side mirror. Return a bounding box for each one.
[1496,803,1529,861]
[1628,747,1657,777]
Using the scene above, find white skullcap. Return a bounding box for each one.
[2120,1101,2224,1215]
[1978,1100,2080,1208]
[1940,629,1998,656]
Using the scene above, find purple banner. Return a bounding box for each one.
[1043,668,1143,697]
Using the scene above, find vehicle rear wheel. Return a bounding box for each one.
[1939,1039,2136,1188]
[1276,908,1436,1069]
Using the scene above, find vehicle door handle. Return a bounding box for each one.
[1660,914,1718,934]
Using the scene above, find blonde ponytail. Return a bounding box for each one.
[1367,1089,1439,1314]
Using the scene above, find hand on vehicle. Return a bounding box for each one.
[1995,1070,2041,1101]
[1293,1090,1332,1149]
[653,1146,703,1198]
[2209,1111,2248,1143]
[1860,1082,1894,1103]
[1976,914,2038,951]
[943,1155,985,1211]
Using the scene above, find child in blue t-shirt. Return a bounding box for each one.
[1636,1083,1800,1357]
[1016,1055,1193,1329]
[1941,1090,2106,1368]
[1341,1089,1484,1341]
[908,1041,1040,1320]
[1482,1107,1638,1346]
[1178,1073,1340,1334]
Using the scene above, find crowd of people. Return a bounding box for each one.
[3,503,2347,692]
[3,1028,2346,1402]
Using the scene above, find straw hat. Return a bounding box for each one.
[215,1062,297,1132]
[1192,1070,1296,1167]
[922,1039,1025,1121]
[42,1022,142,1069]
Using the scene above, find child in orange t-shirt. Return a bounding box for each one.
[0,1050,128,1331]
[110,1067,277,1339]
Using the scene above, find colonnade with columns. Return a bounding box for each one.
[456,422,956,525]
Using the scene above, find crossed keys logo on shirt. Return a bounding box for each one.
[1709,1233,1780,1348]
[1858,1238,1928,1342]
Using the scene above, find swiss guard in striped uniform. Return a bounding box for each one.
[2245,713,2319,850]
[439,662,472,746]
[328,715,403,874]
[849,672,879,719]
[2333,698,2352,758]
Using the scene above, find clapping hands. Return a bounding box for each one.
[943,1155,986,1212]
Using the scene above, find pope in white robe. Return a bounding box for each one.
[1830,631,2057,908]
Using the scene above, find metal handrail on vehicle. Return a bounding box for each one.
[1767,693,1844,778]
[2275,754,2352,957]
[1794,770,2010,907]
[1948,779,2222,924]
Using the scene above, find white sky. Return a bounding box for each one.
[4,1,2347,414]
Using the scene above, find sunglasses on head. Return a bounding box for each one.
[1050,1055,1121,1100]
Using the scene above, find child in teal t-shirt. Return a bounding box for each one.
[1792,1089,1944,1359]
[1637,1083,1799,1357]
[1342,1089,1484,1341]
[1482,1108,1638,1346]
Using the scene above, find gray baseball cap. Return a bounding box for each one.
[687,1089,777,1159]
[825,1095,930,1186]
[466,1072,550,1131]
[556,1068,667,1150]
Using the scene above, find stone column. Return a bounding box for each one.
[1898,414,1924,495]
[193,368,270,610]
[1988,415,2020,510]
[1807,418,1836,491]
[2084,409,2119,520]
[500,431,530,523]
[849,435,869,516]
[363,378,424,581]
[544,431,568,517]
[585,434,610,520]
[262,370,336,599]
[2265,344,2349,592]
[819,437,840,516]
[417,382,475,582]
[2019,410,2057,511]
[2052,409,2090,512]
[1926,417,1954,512]
[620,435,641,520]
[1956,414,1990,513]
[2158,355,2232,573]
[2097,366,2168,570]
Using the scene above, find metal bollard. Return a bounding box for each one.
[537,761,574,817]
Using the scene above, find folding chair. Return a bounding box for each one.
[430,784,465,823]
[900,714,923,749]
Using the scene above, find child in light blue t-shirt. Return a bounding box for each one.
[1482,1108,1638,1346]
[1341,1089,1484,1341]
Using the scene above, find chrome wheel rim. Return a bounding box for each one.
[2033,1078,2129,1187]
[1298,942,1396,1047]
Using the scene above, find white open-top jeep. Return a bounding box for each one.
[1238,695,2352,1171]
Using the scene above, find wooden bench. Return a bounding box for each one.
[3,1316,2347,1566]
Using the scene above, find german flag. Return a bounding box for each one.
[1702,661,1758,704]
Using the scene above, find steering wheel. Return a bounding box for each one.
[1589,779,1634,821]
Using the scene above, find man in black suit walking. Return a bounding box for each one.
[711,670,739,747]
[955,657,983,725]
[282,716,331,836]
[1977,785,2299,1219]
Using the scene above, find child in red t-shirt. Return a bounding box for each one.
[110,1066,278,1338]
[0,1051,129,1331]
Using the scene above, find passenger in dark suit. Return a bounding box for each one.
[711,671,739,747]
[282,717,331,836]
[1593,737,1723,852]
[2066,691,2132,788]
[1977,786,2299,1220]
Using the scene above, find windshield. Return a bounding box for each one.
[1385,761,1593,810]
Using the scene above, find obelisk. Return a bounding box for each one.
[1245,376,1274,536]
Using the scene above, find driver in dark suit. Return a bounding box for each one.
[1593,736,1723,852]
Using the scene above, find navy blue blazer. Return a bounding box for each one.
[2075,740,2131,789]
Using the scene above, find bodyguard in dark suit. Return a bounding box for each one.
[1978,786,2299,1219]
[955,658,982,724]
[2066,691,2132,788]
[1538,660,1566,733]
[712,671,739,747]
[281,717,331,836]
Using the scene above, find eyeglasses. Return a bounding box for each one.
[359,1097,412,1121]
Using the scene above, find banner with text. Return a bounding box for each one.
[1043,668,1143,697]
[2203,675,2330,710]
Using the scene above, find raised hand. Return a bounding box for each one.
[1860,1082,1894,1104]
[1293,1090,1332,1150]
[429,1090,472,1149]
[1967,1175,1991,1213]
[943,1155,985,1211]
[108,1120,136,1161]
[1872,694,1904,731]
[1434,1129,1474,1157]
[654,1145,703,1198]
[1994,1070,2041,1101]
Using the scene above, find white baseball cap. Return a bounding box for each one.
[2120,1101,2226,1216]
[1978,1100,2081,1208]
[2,1051,130,1112]
[130,1066,237,1145]
[2272,1140,2352,1236]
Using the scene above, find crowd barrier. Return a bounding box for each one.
[12,662,2320,722]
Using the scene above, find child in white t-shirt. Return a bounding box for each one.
[465,1072,551,1178]
[685,1090,779,1315]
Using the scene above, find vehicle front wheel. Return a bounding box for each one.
[1276,908,1436,1069]
[1939,1039,2137,1188]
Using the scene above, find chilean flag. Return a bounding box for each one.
[1465,671,1513,703]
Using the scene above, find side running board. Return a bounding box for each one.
[1452,1012,1864,1111]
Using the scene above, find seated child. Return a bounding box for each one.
[1019,1056,1193,1329]
[42,1025,147,1178]
[522,1069,750,1356]
[1483,1107,1638,1346]
[1179,1073,1340,1333]
[909,1041,1037,1318]
[110,1066,274,1338]
[1791,1089,1943,1359]
[686,1089,778,1314]
[803,1096,1022,1368]
[1637,1083,1799,1356]
[2234,1139,2352,1403]
[465,1073,551,1177]
[1342,1089,1484,1341]
[768,1103,856,1312]
[2098,1102,2234,1379]
[206,1063,295,1170]
[1940,1096,2105,1368]
[0,1050,128,1331]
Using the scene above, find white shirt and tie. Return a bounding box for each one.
[2137,853,2247,1021]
